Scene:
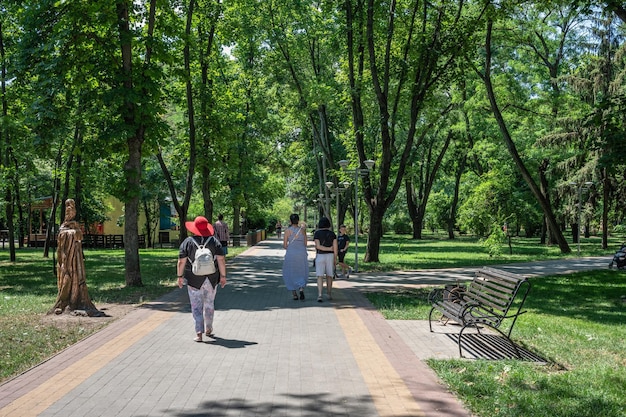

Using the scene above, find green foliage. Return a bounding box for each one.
[425,189,453,231]
[458,169,538,237]
[480,222,508,257]
[392,216,412,235]
[1,0,626,272]
[612,224,626,237]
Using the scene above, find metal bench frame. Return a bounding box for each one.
[428,267,531,358]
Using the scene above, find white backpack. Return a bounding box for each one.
[189,237,216,276]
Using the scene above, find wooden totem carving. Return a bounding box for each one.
[49,199,102,316]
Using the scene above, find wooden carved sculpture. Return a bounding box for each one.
[49,199,103,316]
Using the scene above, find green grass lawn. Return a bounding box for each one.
[366,270,626,417]
[361,233,621,271]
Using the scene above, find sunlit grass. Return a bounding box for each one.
[367,270,626,417]
[359,233,620,271]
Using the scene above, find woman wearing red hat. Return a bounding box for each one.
[176,216,227,342]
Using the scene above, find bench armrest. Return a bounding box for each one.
[428,288,445,304]
[429,285,466,305]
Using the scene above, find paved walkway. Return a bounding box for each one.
[0,238,611,417]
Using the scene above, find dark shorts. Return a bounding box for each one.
[338,250,346,262]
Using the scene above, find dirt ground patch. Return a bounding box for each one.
[40,302,138,332]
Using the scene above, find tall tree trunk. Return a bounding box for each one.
[124,139,143,286]
[406,179,420,238]
[365,204,385,263]
[13,155,25,249]
[185,0,206,222]
[448,155,466,240]
[483,19,570,254]
[359,0,465,262]
[602,167,609,249]
[408,132,452,240]
[538,159,556,245]
[1,20,16,261]
[116,0,157,286]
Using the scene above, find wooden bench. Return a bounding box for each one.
[428,267,531,358]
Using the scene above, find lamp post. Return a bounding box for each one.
[569,181,593,257]
[312,199,317,227]
[338,159,375,273]
[325,181,349,231]
[318,193,331,222]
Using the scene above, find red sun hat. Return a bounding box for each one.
[185,216,214,237]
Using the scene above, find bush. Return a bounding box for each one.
[480,223,507,257]
[393,217,413,234]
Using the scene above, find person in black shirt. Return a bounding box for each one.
[336,225,352,279]
[313,217,337,302]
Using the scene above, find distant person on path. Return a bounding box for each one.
[214,214,230,256]
[314,217,337,302]
[276,220,282,238]
[177,216,227,342]
[336,224,352,279]
[282,214,309,301]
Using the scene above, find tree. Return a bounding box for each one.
[478,11,571,253]
[114,0,173,286]
[344,0,483,262]
[260,0,348,223]
[406,127,453,239]
[0,8,17,262]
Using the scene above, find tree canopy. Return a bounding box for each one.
[1,0,625,278]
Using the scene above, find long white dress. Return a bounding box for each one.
[282,226,309,291]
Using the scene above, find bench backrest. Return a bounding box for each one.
[465,267,530,328]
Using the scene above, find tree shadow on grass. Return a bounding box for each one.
[526,271,626,326]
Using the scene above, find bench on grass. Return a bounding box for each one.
[428,267,531,358]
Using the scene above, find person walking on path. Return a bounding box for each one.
[276,220,282,238]
[336,224,352,279]
[314,217,337,302]
[177,216,227,342]
[282,214,309,300]
[214,213,230,256]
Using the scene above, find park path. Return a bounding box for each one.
[0,237,611,416]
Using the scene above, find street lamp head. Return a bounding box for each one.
[342,181,351,188]
[325,181,334,189]
[584,181,593,187]
[364,159,375,170]
[338,160,350,170]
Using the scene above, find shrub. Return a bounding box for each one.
[393,217,413,234]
